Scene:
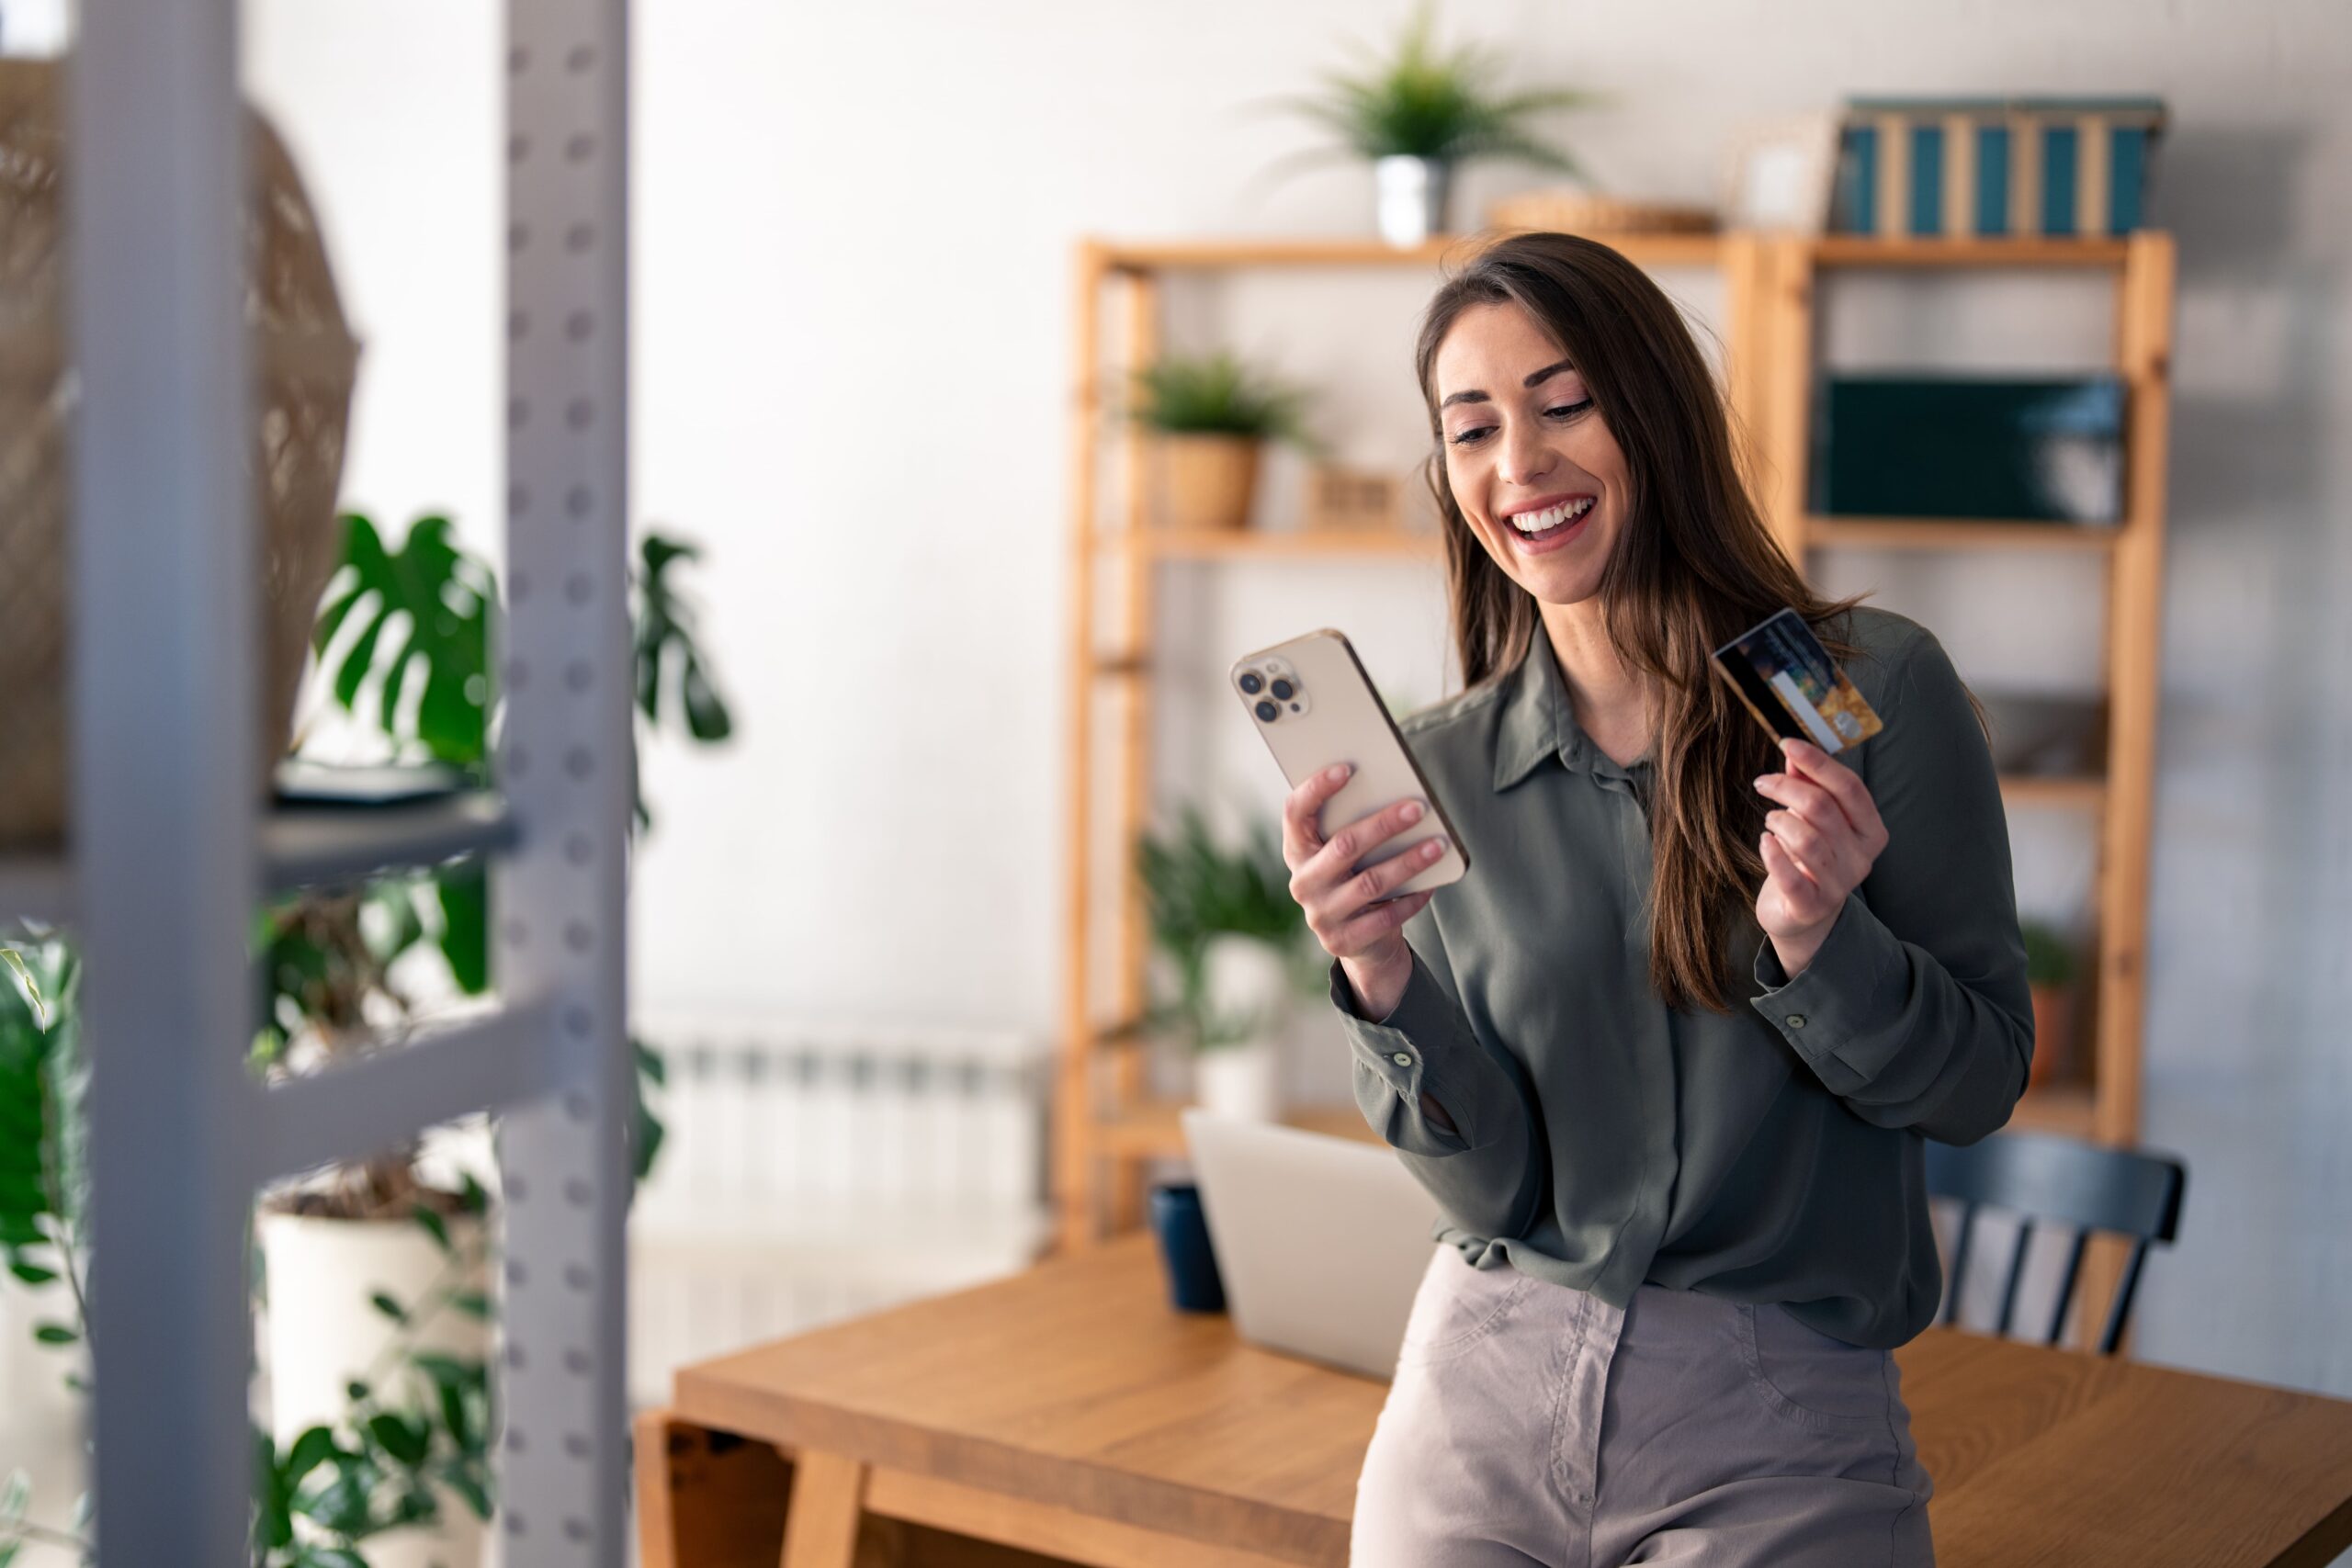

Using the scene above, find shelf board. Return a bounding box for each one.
[1097,231,1724,273]
[1100,1097,1380,1161]
[1806,517,2122,552]
[0,791,517,930]
[1094,528,1443,560]
[1999,774,2107,810]
[264,791,518,894]
[1805,235,2133,269]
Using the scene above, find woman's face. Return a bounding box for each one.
[1430,300,1630,607]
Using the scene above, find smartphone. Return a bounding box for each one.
[1229,628,1469,897]
[1710,608,1884,756]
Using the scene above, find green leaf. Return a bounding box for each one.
[299,1547,369,1568]
[411,1203,452,1256]
[284,1426,341,1490]
[345,1379,371,1404]
[632,532,735,747]
[457,1170,491,1216]
[413,1353,479,1450]
[368,1292,407,1325]
[315,513,495,768]
[433,862,490,996]
[439,1461,493,1522]
[33,1323,77,1346]
[449,1290,493,1321]
[367,1412,430,1468]
[7,1260,56,1286]
[254,1427,294,1551]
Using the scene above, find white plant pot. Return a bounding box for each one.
[1195,936,1293,1122]
[1196,1039,1283,1122]
[257,1207,492,1568]
[1374,154,1453,247]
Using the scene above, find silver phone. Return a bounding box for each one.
[1229,628,1469,897]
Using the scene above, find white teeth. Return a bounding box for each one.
[1508,496,1595,533]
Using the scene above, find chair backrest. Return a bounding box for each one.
[1924,1130,2186,1354]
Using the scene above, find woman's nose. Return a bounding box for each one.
[1498,419,1555,488]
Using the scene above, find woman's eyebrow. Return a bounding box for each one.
[1439,359,1577,409]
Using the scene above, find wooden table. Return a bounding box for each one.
[637,1233,2352,1568]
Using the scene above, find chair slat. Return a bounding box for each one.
[2098,1238,2153,1355]
[1994,1220,2034,1337]
[2045,1229,2088,1347]
[1941,1201,1978,1327]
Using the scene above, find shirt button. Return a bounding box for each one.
[1785,1013,1807,1029]
[1390,1051,1412,1066]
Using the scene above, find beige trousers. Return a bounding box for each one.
[1351,1247,1935,1566]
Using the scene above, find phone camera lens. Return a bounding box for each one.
[1238,671,1264,695]
[1254,700,1279,723]
[1269,679,1295,701]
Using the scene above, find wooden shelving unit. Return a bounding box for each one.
[1056,231,2172,1264]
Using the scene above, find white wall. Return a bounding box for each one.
[236,0,2352,1396]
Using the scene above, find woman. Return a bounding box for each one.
[1281,231,2031,1566]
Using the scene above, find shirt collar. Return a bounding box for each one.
[1491,625,1644,791]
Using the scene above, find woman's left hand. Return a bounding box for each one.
[1754,738,1890,976]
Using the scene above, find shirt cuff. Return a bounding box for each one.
[1329,952,1481,1151]
[1749,892,1900,1074]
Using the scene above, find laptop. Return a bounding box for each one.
[1179,1107,1444,1380]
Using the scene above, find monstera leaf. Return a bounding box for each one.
[633,536,732,743]
[312,514,495,771]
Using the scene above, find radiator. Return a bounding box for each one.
[626,1015,1056,1406]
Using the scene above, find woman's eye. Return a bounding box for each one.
[1447,399,1592,446]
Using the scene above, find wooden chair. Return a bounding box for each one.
[1925,1130,2187,1354]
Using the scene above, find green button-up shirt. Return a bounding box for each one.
[1329,604,2031,1348]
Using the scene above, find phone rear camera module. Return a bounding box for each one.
[1269,678,1295,702]
[1254,699,1280,723]
[1238,671,1264,695]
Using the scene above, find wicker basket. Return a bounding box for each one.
[0,59,359,852]
[1487,189,1719,237]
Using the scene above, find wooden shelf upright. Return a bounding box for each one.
[1055,232,2175,1298]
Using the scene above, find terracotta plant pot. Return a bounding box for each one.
[2028,982,2075,1090]
[1154,434,1262,532]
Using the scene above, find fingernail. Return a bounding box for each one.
[1424,838,1447,860]
[1326,764,1349,782]
[1401,801,1424,822]
[1754,775,1772,790]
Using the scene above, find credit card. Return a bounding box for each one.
[1710,609,1883,755]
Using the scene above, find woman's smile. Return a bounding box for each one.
[1498,491,1599,553]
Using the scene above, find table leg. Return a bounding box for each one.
[781,1448,870,1568]
[633,1406,793,1568]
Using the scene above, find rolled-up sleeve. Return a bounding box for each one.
[1749,627,2034,1145]
[1331,911,1543,1237]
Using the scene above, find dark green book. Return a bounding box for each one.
[1811,375,2125,523]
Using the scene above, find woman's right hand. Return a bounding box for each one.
[1281,763,1450,1021]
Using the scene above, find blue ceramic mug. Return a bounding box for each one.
[1148,1182,1226,1313]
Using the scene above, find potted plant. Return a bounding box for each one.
[1269,1,1600,246]
[0,513,730,1567]
[2019,919,2081,1092]
[1136,805,1313,1122]
[1127,351,1314,534]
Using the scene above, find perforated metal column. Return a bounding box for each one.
[72,0,261,1562]
[497,1,634,1562]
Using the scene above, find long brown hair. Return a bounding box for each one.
[1413,231,1866,1013]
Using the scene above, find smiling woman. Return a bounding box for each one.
[1291,231,2033,1568]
